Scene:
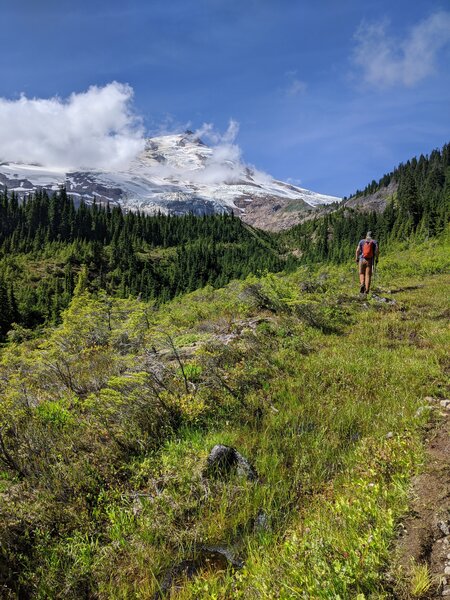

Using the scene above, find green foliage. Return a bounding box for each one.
[223,436,420,599]
[35,399,74,429]
[0,234,448,598]
[0,191,287,338]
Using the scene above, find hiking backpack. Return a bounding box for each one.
[362,240,375,259]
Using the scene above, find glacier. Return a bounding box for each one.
[0,132,340,230]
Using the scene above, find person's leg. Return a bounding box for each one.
[359,260,366,293]
[365,264,372,293]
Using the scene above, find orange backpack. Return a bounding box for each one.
[362,240,375,259]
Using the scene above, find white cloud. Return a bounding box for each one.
[195,119,240,147]
[352,11,450,88]
[191,120,247,184]
[0,82,146,170]
[284,70,307,97]
[0,84,270,187]
[286,79,307,97]
[286,177,303,186]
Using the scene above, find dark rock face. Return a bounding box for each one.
[234,194,312,231]
[205,444,258,481]
[67,172,124,203]
[164,198,225,216]
[0,172,35,192]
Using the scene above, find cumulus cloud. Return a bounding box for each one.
[0,83,269,188]
[190,120,248,185]
[352,11,450,88]
[0,82,146,170]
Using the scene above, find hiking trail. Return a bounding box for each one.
[394,397,450,597]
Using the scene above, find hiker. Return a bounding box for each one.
[356,231,379,294]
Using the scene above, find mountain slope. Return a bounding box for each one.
[0,236,448,599]
[0,132,340,230]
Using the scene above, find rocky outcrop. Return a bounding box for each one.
[344,181,397,213]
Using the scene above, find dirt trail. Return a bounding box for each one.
[394,399,450,597]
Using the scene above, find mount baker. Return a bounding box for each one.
[0,131,340,231]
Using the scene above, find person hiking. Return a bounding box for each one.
[356,231,379,294]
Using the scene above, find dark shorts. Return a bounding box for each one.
[359,258,373,275]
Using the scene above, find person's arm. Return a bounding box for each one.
[355,242,361,262]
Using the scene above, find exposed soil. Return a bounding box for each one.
[393,399,450,598]
[234,195,328,231]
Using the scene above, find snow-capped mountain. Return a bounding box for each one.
[0,132,340,231]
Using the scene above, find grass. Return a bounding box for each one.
[0,233,449,598]
[409,562,434,598]
[168,276,448,599]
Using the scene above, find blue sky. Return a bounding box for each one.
[1,0,450,196]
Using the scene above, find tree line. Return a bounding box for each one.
[283,143,450,263]
[0,191,286,339]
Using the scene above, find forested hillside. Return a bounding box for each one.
[0,192,288,339]
[282,143,450,263]
[1,144,448,342]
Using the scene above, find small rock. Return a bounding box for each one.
[132,496,143,517]
[440,400,450,408]
[442,586,450,596]
[153,546,243,599]
[445,566,450,575]
[254,510,270,533]
[424,396,436,403]
[438,522,450,537]
[371,294,397,305]
[205,444,258,481]
[385,432,394,439]
[415,406,430,417]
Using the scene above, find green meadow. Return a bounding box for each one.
[1,231,449,599]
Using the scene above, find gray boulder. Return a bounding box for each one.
[205,444,258,481]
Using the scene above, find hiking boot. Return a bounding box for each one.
[359,284,366,294]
